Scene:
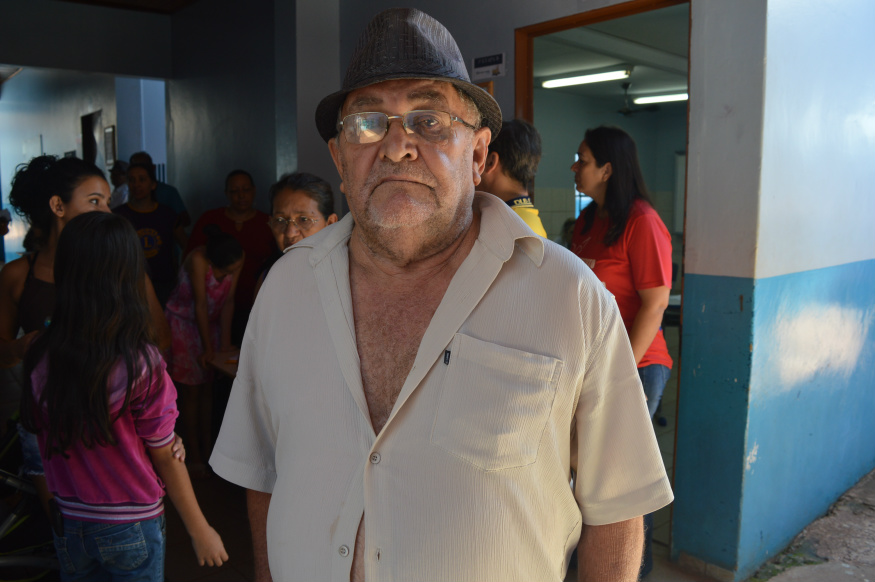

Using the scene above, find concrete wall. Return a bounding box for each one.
[295,0,342,208]
[0,68,117,261]
[675,1,875,580]
[167,0,281,220]
[115,78,167,165]
[739,0,875,574]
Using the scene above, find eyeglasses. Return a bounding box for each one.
[269,215,320,232]
[337,110,477,145]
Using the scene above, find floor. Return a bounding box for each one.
[165,474,254,581]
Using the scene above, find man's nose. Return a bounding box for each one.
[380,119,418,162]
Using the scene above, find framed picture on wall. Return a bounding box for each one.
[104,125,116,166]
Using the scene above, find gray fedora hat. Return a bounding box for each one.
[315,8,502,143]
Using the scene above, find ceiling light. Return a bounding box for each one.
[542,68,632,89]
[633,93,688,105]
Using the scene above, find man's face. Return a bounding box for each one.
[329,79,490,262]
[226,174,256,213]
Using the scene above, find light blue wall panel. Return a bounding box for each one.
[737,259,875,575]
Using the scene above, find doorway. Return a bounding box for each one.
[515,0,690,556]
[80,110,103,167]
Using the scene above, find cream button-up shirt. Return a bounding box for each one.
[212,193,673,582]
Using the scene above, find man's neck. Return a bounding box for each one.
[349,209,481,291]
[485,173,528,204]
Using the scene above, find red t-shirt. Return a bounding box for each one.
[571,199,673,369]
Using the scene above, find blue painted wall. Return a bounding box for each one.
[738,259,875,576]
[673,273,753,570]
[677,1,875,578]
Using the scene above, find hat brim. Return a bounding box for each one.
[315,74,502,144]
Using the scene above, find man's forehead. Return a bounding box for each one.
[342,79,459,112]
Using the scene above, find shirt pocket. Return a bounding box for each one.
[430,333,563,471]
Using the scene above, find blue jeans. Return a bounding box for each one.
[638,364,670,579]
[638,364,671,419]
[53,514,166,581]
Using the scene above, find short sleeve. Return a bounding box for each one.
[572,292,674,525]
[130,355,179,449]
[210,318,278,493]
[626,211,672,291]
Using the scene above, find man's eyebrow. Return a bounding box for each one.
[407,89,449,109]
[347,95,383,110]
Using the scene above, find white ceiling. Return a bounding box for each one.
[534,3,689,101]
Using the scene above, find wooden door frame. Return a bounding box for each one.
[514,0,687,121]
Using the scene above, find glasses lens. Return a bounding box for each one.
[405,111,452,143]
[270,217,287,230]
[343,113,387,144]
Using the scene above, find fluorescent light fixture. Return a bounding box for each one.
[542,68,631,89]
[633,93,689,105]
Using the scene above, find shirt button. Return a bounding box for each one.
[370,452,381,464]
[339,545,350,557]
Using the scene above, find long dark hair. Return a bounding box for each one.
[8,155,106,252]
[21,213,155,458]
[579,126,653,247]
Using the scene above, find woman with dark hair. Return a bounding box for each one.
[114,162,180,306]
[185,170,274,343]
[165,224,244,476]
[570,125,672,578]
[255,172,338,296]
[0,155,176,515]
[21,212,227,578]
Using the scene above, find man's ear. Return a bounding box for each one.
[49,195,65,218]
[328,137,346,194]
[471,127,491,186]
[483,151,500,175]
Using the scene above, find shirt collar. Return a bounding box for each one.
[299,191,546,267]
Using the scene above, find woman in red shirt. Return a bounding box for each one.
[570,125,672,578]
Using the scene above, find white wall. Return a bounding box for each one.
[684,0,766,279]
[756,0,875,279]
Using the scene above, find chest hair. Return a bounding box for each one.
[352,287,443,435]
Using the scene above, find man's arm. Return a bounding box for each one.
[577,517,644,582]
[247,489,273,582]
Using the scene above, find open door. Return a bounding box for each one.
[515,0,690,557]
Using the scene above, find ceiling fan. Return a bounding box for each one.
[617,82,659,116]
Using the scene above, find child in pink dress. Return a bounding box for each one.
[165,224,243,476]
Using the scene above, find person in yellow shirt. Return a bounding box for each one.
[479,118,548,237]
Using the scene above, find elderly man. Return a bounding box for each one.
[211,8,672,582]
